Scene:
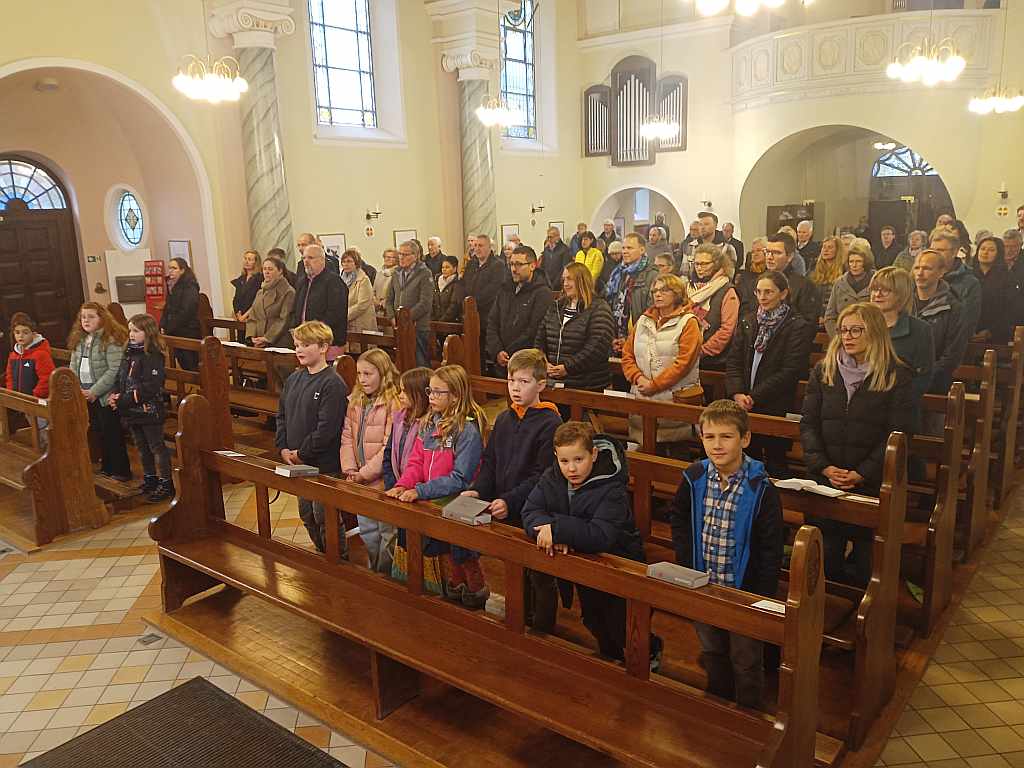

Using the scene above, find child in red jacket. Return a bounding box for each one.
[4,313,55,447]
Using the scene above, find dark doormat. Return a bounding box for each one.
[24,677,344,768]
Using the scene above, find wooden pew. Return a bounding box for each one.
[0,368,109,548]
[152,392,837,768]
[627,433,907,751]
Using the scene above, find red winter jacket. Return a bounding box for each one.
[5,335,55,399]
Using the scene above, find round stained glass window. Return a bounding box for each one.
[118,191,144,247]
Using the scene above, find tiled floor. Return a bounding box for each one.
[876,494,1024,767]
[0,482,393,767]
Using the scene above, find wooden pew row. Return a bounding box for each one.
[628,433,908,750]
[0,369,109,548]
[153,392,838,768]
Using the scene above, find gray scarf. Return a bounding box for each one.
[836,349,869,402]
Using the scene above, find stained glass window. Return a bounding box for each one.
[872,146,937,178]
[118,191,144,247]
[500,0,537,139]
[0,158,67,210]
[309,0,377,128]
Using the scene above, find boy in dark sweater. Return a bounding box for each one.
[463,348,561,627]
[521,423,662,669]
[669,399,783,709]
[275,320,348,554]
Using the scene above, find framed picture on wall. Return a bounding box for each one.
[500,224,519,244]
[319,233,347,262]
[168,240,191,264]
[547,221,565,238]
[614,217,625,237]
[394,229,417,247]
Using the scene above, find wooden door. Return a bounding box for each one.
[0,201,84,347]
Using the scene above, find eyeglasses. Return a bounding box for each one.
[693,260,715,268]
[652,286,674,294]
[508,261,531,269]
[425,387,450,397]
[764,249,786,257]
[839,326,866,338]
[870,287,892,296]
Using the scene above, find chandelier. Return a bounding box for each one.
[969,87,1024,115]
[639,114,681,142]
[475,96,523,128]
[886,37,966,85]
[172,54,249,104]
[968,0,1020,115]
[697,0,810,16]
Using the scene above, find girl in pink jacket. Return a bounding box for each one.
[341,349,402,572]
[386,365,489,607]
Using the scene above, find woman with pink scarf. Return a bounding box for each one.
[687,244,738,371]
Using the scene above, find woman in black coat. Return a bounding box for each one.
[534,262,615,395]
[230,249,262,320]
[433,255,466,323]
[972,236,1017,344]
[801,301,912,586]
[160,257,201,370]
[725,270,812,476]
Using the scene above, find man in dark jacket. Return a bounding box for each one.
[463,234,510,363]
[912,250,968,396]
[541,226,571,288]
[291,245,348,361]
[764,232,819,335]
[723,222,744,266]
[795,220,821,273]
[670,400,782,708]
[387,240,435,367]
[485,246,552,377]
[424,237,446,277]
[521,423,661,669]
[931,228,981,336]
[875,225,901,269]
[275,320,348,554]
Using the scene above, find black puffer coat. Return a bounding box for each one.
[800,360,913,494]
[113,345,166,425]
[534,297,615,391]
[725,308,812,416]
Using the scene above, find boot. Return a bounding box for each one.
[147,479,175,503]
[139,475,159,495]
[444,557,467,603]
[460,558,490,610]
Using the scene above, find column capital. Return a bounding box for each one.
[209,0,296,50]
[425,0,519,81]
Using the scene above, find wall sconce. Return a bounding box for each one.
[700,199,713,209]
[531,200,545,216]
[365,202,382,222]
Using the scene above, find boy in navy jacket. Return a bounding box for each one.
[522,422,661,669]
[669,399,783,709]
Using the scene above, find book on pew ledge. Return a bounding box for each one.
[263,346,298,354]
[274,464,320,478]
[220,340,246,347]
[646,562,709,589]
[772,478,845,497]
[784,412,803,422]
[441,496,492,526]
[602,389,635,399]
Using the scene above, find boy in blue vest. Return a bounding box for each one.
[669,399,783,709]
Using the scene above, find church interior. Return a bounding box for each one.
[3,0,1024,766]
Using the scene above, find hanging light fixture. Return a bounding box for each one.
[697,0,797,16]
[475,0,534,129]
[886,3,965,86]
[172,54,249,103]
[172,0,249,104]
[968,0,1022,115]
[639,0,680,144]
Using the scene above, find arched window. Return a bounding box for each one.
[0,158,67,210]
[309,0,377,128]
[117,191,144,247]
[872,146,937,178]
[500,0,537,139]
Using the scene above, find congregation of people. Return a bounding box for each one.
[6,203,1024,713]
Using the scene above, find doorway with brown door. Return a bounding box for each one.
[0,156,84,355]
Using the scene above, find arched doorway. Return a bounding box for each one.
[0,155,84,346]
[591,186,687,242]
[738,125,955,246]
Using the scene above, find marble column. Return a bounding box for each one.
[238,47,294,258]
[210,0,296,261]
[458,78,497,242]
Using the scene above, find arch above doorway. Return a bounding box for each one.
[0,57,224,313]
[590,184,688,242]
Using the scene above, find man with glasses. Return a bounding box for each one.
[1004,230,1024,292]
[795,221,820,273]
[464,234,510,363]
[387,240,434,367]
[485,245,552,378]
[763,232,819,333]
[297,232,339,275]
[912,249,967,398]
[930,228,980,336]
[541,226,571,288]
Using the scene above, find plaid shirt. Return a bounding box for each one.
[702,457,750,587]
